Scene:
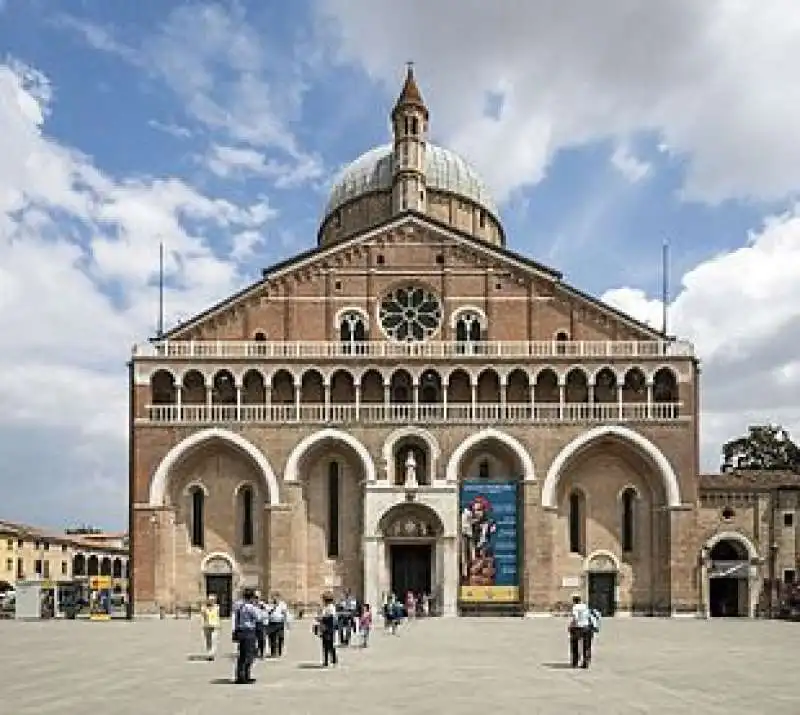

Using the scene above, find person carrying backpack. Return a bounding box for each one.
[567,593,597,669]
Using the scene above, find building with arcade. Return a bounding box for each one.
[129,67,800,619]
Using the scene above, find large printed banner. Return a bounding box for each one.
[459,481,520,603]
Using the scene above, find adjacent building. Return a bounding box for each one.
[129,67,799,619]
[0,520,129,595]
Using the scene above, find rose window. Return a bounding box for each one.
[379,286,442,342]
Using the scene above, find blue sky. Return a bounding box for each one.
[1,0,799,529]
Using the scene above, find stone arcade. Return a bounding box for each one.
[129,67,800,619]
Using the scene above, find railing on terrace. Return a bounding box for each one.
[134,339,695,360]
[141,401,684,425]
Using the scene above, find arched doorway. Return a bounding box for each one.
[202,554,235,618]
[378,504,444,607]
[708,539,751,618]
[585,552,619,617]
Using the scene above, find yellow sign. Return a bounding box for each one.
[459,586,520,603]
[89,576,112,590]
[90,614,111,621]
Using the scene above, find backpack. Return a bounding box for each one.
[589,609,601,634]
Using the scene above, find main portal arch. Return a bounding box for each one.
[365,501,455,618]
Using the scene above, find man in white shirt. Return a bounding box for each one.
[568,593,594,669]
[267,593,288,657]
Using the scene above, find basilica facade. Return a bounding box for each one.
[129,68,799,619]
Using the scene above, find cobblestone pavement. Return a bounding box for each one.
[0,617,797,714]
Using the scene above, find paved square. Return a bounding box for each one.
[0,617,797,714]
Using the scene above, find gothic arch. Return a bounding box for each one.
[200,551,238,576]
[148,428,280,507]
[284,428,377,483]
[449,305,487,328]
[445,427,535,482]
[583,549,621,572]
[703,531,759,561]
[368,500,447,539]
[382,426,442,483]
[541,425,681,510]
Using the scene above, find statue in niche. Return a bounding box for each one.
[404,449,418,488]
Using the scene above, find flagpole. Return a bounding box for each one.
[157,241,165,339]
[661,238,669,338]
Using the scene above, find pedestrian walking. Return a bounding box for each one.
[567,593,597,669]
[199,594,220,660]
[316,593,338,667]
[231,588,266,684]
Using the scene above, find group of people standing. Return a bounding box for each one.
[199,589,289,684]
[313,592,374,667]
[200,587,598,684]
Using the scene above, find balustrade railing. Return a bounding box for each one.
[134,339,694,360]
[141,401,683,425]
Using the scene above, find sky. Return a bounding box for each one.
[1,0,799,530]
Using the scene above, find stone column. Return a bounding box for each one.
[363,536,381,609]
[441,536,459,616]
[669,506,699,616]
[266,502,297,604]
[294,379,301,422]
[525,487,553,615]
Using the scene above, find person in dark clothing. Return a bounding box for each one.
[267,594,288,657]
[254,592,269,659]
[317,593,338,667]
[232,588,265,684]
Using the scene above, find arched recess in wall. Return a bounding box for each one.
[540,425,681,510]
[148,428,281,507]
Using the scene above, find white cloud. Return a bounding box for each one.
[0,59,277,527]
[147,119,192,139]
[603,206,800,467]
[57,4,324,189]
[610,144,651,183]
[318,0,800,205]
[203,144,323,187]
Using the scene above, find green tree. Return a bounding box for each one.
[722,425,800,472]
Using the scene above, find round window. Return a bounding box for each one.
[379,286,442,342]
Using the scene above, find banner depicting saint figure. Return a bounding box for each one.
[459,481,520,603]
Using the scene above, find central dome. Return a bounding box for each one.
[324,143,498,220]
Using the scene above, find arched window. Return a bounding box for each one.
[621,488,636,553]
[87,555,99,577]
[72,554,86,577]
[339,310,367,354]
[478,460,490,479]
[327,462,340,558]
[454,310,484,354]
[568,491,585,555]
[190,487,205,548]
[241,486,254,547]
[555,331,569,356]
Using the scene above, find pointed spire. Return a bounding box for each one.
[392,62,428,119]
